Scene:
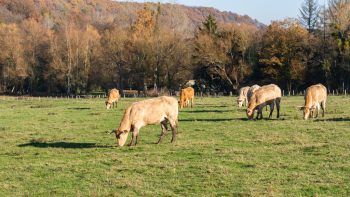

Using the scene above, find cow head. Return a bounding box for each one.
[111,129,129,146]
[237,99,244,108]
[246,108,254,119]
[298,106,315,120]
[106,101,112,109]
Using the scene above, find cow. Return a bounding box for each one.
[179,87,194,109]
[299,84,327,120]
[246,84,281,120]
[247,85,260,104]
[112,96,178,146]
[237,86,250,107]
[106,89,121,109]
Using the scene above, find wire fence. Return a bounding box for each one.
[0,89,348,101]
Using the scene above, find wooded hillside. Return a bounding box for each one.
[0,0,348,95]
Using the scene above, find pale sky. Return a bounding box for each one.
[119,0,326,24]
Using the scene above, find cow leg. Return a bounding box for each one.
[315,104,319,118]
[321,101,326,117]
[157,120,168,144]
[169,120,177,143]
[268,102,275,119]
[128,128,139,146]
[276,98,281,118]
[256,106,263,120]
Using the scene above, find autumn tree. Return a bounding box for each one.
[194,15,255,92]
[328,0,350,90]
[259,19,309,91]
[0,23,28,93]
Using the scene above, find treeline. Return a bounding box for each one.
[0,0,349,95]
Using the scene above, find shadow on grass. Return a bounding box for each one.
[180,118,236,122]
[181,110,231,113]
[314,118,350,122]
[195,105,228,108]
[18,141,113,149]
[67,107,91,110]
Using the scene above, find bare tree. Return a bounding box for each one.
[299,0,320,32]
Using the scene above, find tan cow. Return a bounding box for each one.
[112,96,178,146]
[247,85,260,104]
[180,87,194,109]
[246,84,281,119]
[106,89,121,109]
[237,86,250,107]
[300,84,327,120]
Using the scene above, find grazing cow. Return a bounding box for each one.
[247,85,260,103]
[237,86,250,107]
[180,87,195,109]
[299,84,327,120]
[112,96,178,146]
[106,89,121,109]
[246,84,281,120]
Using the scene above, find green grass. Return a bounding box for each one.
[0,96,349,196]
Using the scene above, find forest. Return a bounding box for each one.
[0,0,349,95]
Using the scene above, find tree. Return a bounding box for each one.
[259,19,309,92]
[299,0,320,32]
[328,0,350,90]
[0,23,28,93]
[202,14,217,35]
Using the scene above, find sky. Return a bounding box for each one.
[120,0,313,24]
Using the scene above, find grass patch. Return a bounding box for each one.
[0,96,349,196]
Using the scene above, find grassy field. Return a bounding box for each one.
[0,95,349,196]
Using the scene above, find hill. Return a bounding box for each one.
[0,0,263,34]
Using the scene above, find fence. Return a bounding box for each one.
[0,89,348,101]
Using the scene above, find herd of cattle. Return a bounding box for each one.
[105,83,328,146]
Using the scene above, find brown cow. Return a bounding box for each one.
[112,96,178,146]
[106,89,120,109]
[246,84,281,120]
[237,86,250,107]
[299,84,327,120]
[179,87,194,109]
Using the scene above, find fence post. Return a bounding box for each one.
[332,90,334,96]
[345,90,347,96]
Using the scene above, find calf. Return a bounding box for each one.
[106,89,120,109]
[299,84,327,120]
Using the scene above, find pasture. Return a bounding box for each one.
[0,96,349,196]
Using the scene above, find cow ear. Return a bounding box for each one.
[123,130,128,133]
